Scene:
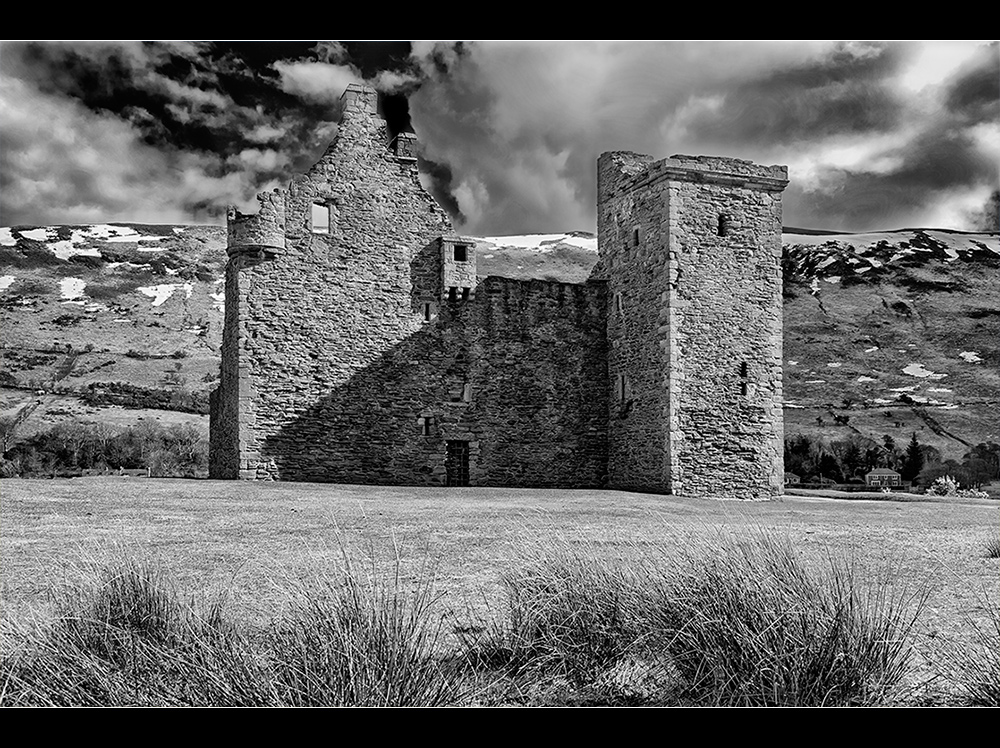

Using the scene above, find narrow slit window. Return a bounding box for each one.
[454,245,468,262]
[462,383,473,402]
[311,202,330,234]
[419,416,434,436]
[448,287,458,303]
[718,214,729,237]
[422,302,437,322]
[613,292,623,317]
[633,228,640,246]
[739,361,749,397]
[461,287,470,302]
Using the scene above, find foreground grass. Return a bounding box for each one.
[1,532,975,707]
[2,478,997,705]
[1,553,464,706]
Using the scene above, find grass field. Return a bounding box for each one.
[2,477,998,705]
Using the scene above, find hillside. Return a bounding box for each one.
[1,224,997,462]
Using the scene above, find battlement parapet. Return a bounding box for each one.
[600,150,788,197]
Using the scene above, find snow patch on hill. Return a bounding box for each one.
[0,275,16,292]
[9,224,171,260]
[0,229,16,246]
[474,233,597,252]
[902,363,947,379]
[959,351,983,363]
[138,283,192,307]
[60,278,86,300]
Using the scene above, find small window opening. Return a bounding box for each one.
[739,361,749,397]
[422,302,437,322]
[741,382,749,396]
[454,244,468,262]
[462,383,473,403]
[613,292,623,317]
[616,373,629,402]
[448,287,458,303]
[418,416,434,436]
[718,214,729,237]
[311,202,330,234]
[461,287,471,301]
[632,228,640,246]
[740,361,748,378]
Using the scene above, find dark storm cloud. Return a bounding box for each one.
[410,41,998,234]
[787,126,999,231]
[417,157,466,223]
[943,41,1000,123]
[682,42,912,146]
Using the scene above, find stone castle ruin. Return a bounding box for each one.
[209,83,788,499]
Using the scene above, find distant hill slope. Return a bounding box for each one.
[1,224,996,460]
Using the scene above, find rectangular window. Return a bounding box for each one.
[633,228,640,246]
[423,301,437,322]
[454,245,468,262]
[461,287,471,302]
[448,287,458,303]
[419,416,434,436]
[311,202,330,234]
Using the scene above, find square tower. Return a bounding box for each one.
[598,152,788,499]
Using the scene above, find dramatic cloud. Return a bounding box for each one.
[1,41,996,233]
[409,40,998,234]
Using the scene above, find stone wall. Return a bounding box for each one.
[471,277,608,487]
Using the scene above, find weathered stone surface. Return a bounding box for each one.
[210,83,787,499]
[598,152,787,499]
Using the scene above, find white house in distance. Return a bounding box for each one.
[865,468,903,488]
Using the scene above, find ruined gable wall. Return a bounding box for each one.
[228,87,453,479]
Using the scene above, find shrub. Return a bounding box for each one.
[655,530,927,706]
[929,476,958,496]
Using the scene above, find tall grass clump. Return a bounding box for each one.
[458,538,673,704]
[1,550,467,706]
[659,530,927,706]
[0,555,217,706]
[267,556,464,707]
[938,601,1000,705]
[986,536,1000,559]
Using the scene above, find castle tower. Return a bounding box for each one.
[598,152,788,499]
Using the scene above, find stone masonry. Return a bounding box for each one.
[209,83,788,498]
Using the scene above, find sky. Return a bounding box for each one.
[1,40,997,235]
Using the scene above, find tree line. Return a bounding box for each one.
[784,432,999,488]
[0,419,208,478]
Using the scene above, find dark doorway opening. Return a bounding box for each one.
[445,440,470,487]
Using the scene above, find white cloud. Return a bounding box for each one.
[0,76,268,225]
[273,60,361,104]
